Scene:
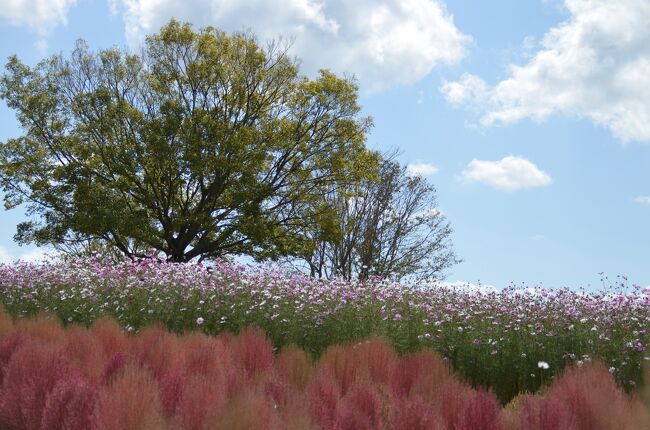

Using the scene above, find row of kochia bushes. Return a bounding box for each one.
[2,258,649,404]
[0,311,649,430]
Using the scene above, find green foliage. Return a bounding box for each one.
[0,19,380,262]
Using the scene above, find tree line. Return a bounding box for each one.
[0,20,460,283]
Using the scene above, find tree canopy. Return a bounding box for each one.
[0,20,380,262]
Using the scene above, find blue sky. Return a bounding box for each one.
[0,0,649,289]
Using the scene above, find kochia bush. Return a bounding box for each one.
[0,311,647,429]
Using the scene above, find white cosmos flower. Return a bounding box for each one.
[538,361,550,370]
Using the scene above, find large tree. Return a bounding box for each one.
[288,151,461,282]
[0,20,380,262]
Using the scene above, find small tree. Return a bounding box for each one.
[0,20,380,263]
[289,151,461,283]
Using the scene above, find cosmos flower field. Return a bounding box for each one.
[1,255,649,407]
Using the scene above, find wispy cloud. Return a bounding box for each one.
[458,156,552,192]
[406,162,439,177]
[416,90,425,105]
[634,196,650,205]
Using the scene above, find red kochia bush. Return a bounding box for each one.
[335,382,385,430]
[276,345,314,390]
[438,378,475,429]
[511,363,650,430]
[133,325,184,381]
[389,397,442,430]
[93,363,167,430]
[172,374,227,430]
[390,350,451,401]
[308,373,341,429]
[0,310,12,340]
[90,317,131,358]
[210,390,281,430]
[317,338,398,394]
[348,338,399,385]
[180,333,226,377]
[0,332,31,384]
[459,390,504,430]
[509,394,565,430]
[159,368,186,418]
[62,327,107,386]
[231,326,275,377]
[0,340,79,430]
[40,376,97,430]
[13,314,66,346]
[0,308,649,430]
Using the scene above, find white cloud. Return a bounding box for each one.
[458,155,552,192]
[113,0,470,91]
[0,246,11,265]
[18,247,57,262]
[441,0,650,142]
[434,280,499,294]
[406,162,439,177]
[635,196,650,205]
[0,246,58,264]
[441,73,489,107]
[0,0,77,33]
[413,207,444,219]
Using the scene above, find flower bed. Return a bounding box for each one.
[1,256,649,402]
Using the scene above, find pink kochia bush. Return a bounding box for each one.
[0,312,648,430]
